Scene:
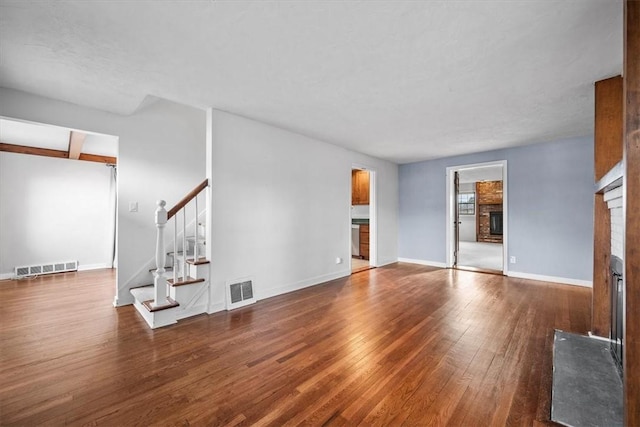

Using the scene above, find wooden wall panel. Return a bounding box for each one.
[591,193,611,337]
[594,76,623,181]
[592,77,623,338]
[623,0,640,424]
[591,76,624,338]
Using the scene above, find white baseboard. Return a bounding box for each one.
[207,302,226,314]
[113,292,135,307]
[507,271,592,288]
[78,263,111,272]
[260,270,351,301]
[375,259,398,268]
[397,258,447,268]
[0,272,14,280]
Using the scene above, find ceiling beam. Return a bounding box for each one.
[68,131,86,160]
[0,142,117,164]
[0,142,68,159]
[78,153,117,164]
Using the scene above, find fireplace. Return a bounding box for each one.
[610,255,624,377]
[490,211,503,235]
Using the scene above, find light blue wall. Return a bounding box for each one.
[399,136,594,281]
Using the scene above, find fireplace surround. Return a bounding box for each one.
[610,255,624,377]
[489,211,503,235]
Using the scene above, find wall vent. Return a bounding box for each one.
[226,278,256,310]
[14,260,78,278]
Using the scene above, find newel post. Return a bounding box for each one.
[153,200,168,307]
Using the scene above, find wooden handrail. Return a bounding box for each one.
[167,179,209,220]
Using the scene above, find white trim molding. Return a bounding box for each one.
[397,258,447,268]
[376,259,399,268]
[588,331,613,342]
[78,263,112,272]
[507,271,592,288]
[261,270,351,301]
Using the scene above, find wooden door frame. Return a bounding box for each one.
[350,164,377,270]
[445,160,508,274]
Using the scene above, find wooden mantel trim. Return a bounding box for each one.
[0,142,117,164]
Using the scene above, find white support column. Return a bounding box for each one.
[153,200,168,307]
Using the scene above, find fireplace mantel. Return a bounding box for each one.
[596,160,623,194]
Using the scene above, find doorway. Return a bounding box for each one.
[0,117,119,282]
[446,161,507,274]
[350,166,375,274]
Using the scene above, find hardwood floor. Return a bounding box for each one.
[0,264,591,426]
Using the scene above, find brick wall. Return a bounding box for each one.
[477,181,503,243]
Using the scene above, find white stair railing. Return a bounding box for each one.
[152,180,208,307]
[167,179,209,284]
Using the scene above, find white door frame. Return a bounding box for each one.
[350,164,377,270]
[445,160,508,274]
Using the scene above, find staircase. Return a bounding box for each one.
[130,179,210,329]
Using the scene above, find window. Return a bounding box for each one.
[458,192,475,215]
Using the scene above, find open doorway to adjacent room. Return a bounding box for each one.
[446,161,507,275]
[350,166,375,274]
[0,117,119,286]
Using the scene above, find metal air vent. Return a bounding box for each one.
[227,278,256,310]
[14,260,78,278]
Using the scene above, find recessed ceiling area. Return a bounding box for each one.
[0,118,118,163]
[0,1,623,163]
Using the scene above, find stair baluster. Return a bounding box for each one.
[182,208,187,282]
[194,194,199,262]
[173,210,178,285]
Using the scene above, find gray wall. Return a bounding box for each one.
[398,136,594,281]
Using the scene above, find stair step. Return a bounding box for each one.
[168,276,205,287]
[131,286,180,312]
[167,250,187,256]
[186,258,210,265]
[130,283,153,290]
[149,266,174,273]
[142,297,179,312]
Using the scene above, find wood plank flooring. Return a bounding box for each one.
[0,264,591,426]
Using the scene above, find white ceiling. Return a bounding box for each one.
[0,1,623,163]
[0,118,118,157]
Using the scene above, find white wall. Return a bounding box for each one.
[0,152,113,277]
[0,88,206,304]
[458,182,476,242]
[208,110,398,311]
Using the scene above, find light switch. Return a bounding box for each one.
[129,202,138,212]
